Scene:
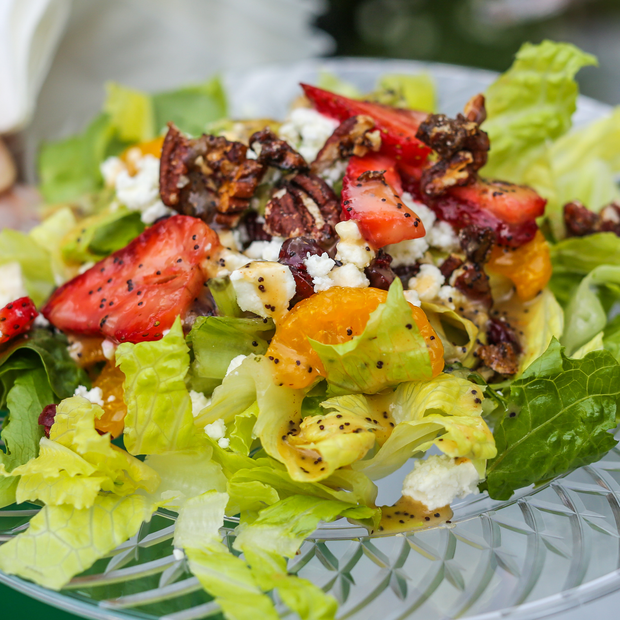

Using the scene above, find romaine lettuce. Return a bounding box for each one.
[483,340,620,500]
[104,82,155,143]
[116,318,198,455]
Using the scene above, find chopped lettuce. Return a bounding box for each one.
[317,71,361,98]
[604,314,620,362]
[483,40,597,197]
[116,318,198,455]
[310,279,432,396]
[370,73,436,112]
[228,403,259,456]
[0,494,155,590]
[187,316,273,395]
[551,232,620,276]
[346,373,496,480]
[104,82,155,143]
[173,490,228,549]
[483,340,620,500]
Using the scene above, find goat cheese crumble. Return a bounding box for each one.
[408,264,445,302]
[204,418,230,448]
[335,220,375,269]
[0,262,28,307]
[402,455,480,510]
[189,390,210,418]
[74,385,104,407]
[278,107,339,163]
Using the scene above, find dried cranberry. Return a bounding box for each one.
[365,249,396,290]
[279,237,324,305]
[392,263,421,287]
[487,317,521,354]
[38,404,57,438]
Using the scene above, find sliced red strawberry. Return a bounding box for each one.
[449,178,546,225]
[301,84,431,164]
[342,153,426,249]
[42,215,221,343]
[0,297,38,345]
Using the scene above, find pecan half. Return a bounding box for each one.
[249,128,308,171]
[463,93,487,125]
[310,115,381,176]
[478,342,519,376]
[564,200,620,237]
[459,225,496,264]
[159,123,265,226]
[416,107,490,197]
[264,173,340,244]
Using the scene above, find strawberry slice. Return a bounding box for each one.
[0,297,38,345]
[42,215,221,343]
[342,153,425,248]
[449,178,546,225]
[301,83,431,164]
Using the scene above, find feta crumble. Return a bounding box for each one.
[101,339,116,360]
[204,419,230,447]
[427,220,460,252]
[328,263,369,289]
[225,354,247,376]
[335,220,375,269]
[216,248,251,276]
[278,108,338,163]
[230,261,296,320]
[0,262,28,307]
[402,455,480,510]
[74,385,104,407]
[403,289,421,307]
[173,548,185,561]
[407,264,445,302]
[189,390,210,418]
[304,252,335,292]
[100,156,125,187]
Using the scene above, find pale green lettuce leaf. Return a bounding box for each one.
[484,340,620,500]
[116,318,198,455]
[310,278,432,396]
[226,478,280,517]
[371,73,435,112]
[228,403,259,456]
[551,232,620,276]
[348,374,495,480]
[572,331,605,359]
[104,82,155,143]
[483,40,597,192]
[604,314,620,362]
[0,229,55,306]
[233,495,378,558]
[0,494,155,590]
[173,490,228,549]
[317,71,361,98]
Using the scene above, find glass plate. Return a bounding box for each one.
[1,58,616,620]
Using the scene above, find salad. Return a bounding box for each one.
[1,39,620,619]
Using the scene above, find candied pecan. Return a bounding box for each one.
[478,342,519,375]
[453,263,492,308]
[463,93,487,125]
[159,123,265,226]
[365,249,396,290]
[439,254,464,280]
[310,115,381,176]
[487,316,521,354]
[264,173,340,245]
[416,110,490,196]
[249,128,308,171]
[600,203,620,234]
[459,225,496,264]
[563,201,599,237]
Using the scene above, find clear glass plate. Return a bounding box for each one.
[1,57,616,620]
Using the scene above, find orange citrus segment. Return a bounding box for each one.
[487,230,552,301]
[93,361,127,438]
[121,136,165,175]
[266,286,443,389]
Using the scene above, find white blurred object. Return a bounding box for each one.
[0,0,71,133]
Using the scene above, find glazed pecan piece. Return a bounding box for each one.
[459,224,496,264]
[439,254,464,280]
[478,342,519,376]
[453,263,492,309]
[264,173,340,244]
[249,128,308,171]
[310,115,381,176]
[564,200,620,237]
[416,98,490,197]
[159,123,265,226]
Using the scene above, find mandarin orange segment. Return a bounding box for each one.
[487,230,552,301]
[266,286,443,389]
[93,361,127,438]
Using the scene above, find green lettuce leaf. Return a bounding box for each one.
[0,229,55,306]
[370,73,435,112]
[348,373,496,480]
[0,494,155,590]
[483,40,597,192]
[0,328,90,406]
[233,495,378,558]
[61,207,145,263]
[152,77,227,136]
[173,490,228,549]
[317,71,361,98]
[310,278,432,396]
[484,340,620,500]
[116,318,198,455]
[104,82,155,143]
[551,232,620,276]
[228,403,259,456]
[187,316,273,394]
[604,314,620,362]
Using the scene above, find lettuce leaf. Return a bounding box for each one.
[187,316,273,395]
[310,279,432,396]
[0,494,155,590]
[483,40,597,192]
[483,340,620,500]
[347,373,496,480]
[370,73,436,112]
[233,495,378,558]
[104,82,155,143]
[173,490,228,549]
[604,314,620,362]
[116,318,198,455]
[551,232,620,276]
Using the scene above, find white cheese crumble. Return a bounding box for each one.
[408,264,445,302]
[230,261,296,320]
[100,156,125,188]
[328,263,369,289]
[403,289,421,307]
[101,339,116,360]
[0,262,28,307]
[427,220,460,252]
[204,419,231,447]
[189,390,210,418]
[74,385,104,407]
[172,548,185,561]
[335,220,375,269]
[216,248,251,277]
[278,108,339,163]
[33,315,50,328]
[402,455,480,510]
[114,154,174,224]
[225,354,247,376]
[304,252,335,292]
[436,285,459,309]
